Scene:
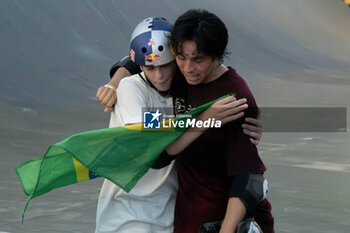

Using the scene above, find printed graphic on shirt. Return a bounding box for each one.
[174,97,193,115]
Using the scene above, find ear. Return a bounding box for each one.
[140,66,145,71]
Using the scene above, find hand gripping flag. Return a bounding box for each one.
[15,94,234,220]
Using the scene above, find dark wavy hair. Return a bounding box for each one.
[171,9,229,60]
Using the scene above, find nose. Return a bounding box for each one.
[183,59,195,73]
[154,67,164,82]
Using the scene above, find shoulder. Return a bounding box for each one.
[119,73,146,89]
[226,67,258,117]
[224,68,252,96]
[117,73,149,96]
[113,73,150,124]
[226,68,248,87]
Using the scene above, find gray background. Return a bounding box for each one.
[1,0,350,232]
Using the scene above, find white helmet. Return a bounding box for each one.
[130,17,175,67]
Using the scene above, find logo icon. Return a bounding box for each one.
[130,49,135,62]
[143,109,162,129]
[148,38,156,46]
[145,53,161,61]
[145,53,162,65]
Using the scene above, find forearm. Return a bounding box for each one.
[220,197,246,233]
[108,67,131,88]
[165,97,247,156]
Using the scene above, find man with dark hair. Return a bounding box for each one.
[171,9,228,62]
[167,9,274,233]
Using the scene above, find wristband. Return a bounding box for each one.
[104,84,117,90]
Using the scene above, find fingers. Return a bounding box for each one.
[100,88,114,106]
[225,98,247,109]
[215,96,244,107]
[257,106,261,120]
[214,98,247,114]
[233,98,247,106]
[220,101,248,119]
[96,86,108,102]
[105,94,117,107]
[216,95,237,105]
[242,122,262,134]
[245,117,262,128]
[96,86,103,98]
[250,138,259,146]
[242,128,261,139]
[210,98,247,124]
[96,86,117,107]
[96,87,109,106]
[206,97,249,125]
[243,117,263,145]
[221,112,245,124]
[242,123,262,141]
[223,102,248,116]
[104,107,114,113]
[243,128,262,146]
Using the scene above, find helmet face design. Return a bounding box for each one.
[130,17,174,67]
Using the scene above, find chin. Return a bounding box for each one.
[185,78,200,85]
[157,86,171,92]
[184,75,203,85]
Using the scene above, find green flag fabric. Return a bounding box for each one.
[15,93,232,219]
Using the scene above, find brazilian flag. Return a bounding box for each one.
[15,94,232,219]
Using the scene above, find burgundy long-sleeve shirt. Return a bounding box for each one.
[173,68,273,233]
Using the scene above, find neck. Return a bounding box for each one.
[139,72,171,98]
[204,63,228,84]
[158,89,171,97]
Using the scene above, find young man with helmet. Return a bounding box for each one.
[95,17,177,233]
[95,17,251,233]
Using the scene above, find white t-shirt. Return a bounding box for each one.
[95,72,178,233]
